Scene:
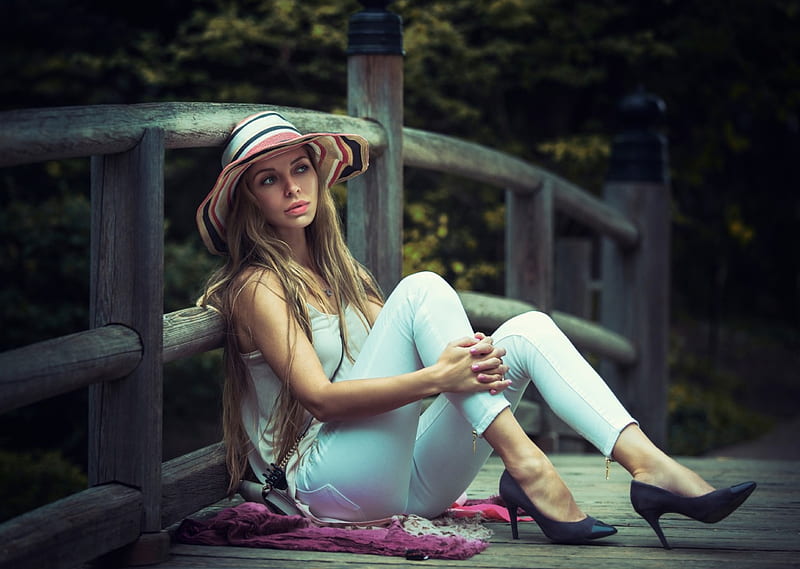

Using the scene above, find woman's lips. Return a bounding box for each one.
[286,201,310,215]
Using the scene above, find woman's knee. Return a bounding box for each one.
[399,271,448,290]
[495,310,558,339]
[396,271,457,303]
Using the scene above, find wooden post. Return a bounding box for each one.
[547,236,595,452]
[89,128,168,558]
[505,179,554,312]
[506,179,560,450]
[600,87,670,448]
[346,0,405,293]
[555,237,593,320]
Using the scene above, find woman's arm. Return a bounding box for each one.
[234,270,510,423]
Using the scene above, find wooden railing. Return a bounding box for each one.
[0,4,670,568]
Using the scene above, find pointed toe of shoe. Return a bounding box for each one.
[700,481,757,523]
[732,481,757,496]
[590,520,618,540]
[547,517,617,544]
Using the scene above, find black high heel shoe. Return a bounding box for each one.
[499,470,617,544]
[630,479,756,549]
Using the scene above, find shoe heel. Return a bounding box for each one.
[640,510,671,549]
[507,505,520,540]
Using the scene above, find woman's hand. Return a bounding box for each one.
[432,333,511,395]
[470,333,510,387]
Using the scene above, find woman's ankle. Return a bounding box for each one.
[503,453,553,484]
[635,461,716,497]
[504,456,586,522]
[612,424,715,496]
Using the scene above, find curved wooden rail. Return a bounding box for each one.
[159,297,636,368]
[0,104,638,249]
[162,306,225,363]
[404,128,639,248]
[161,443,228,529]
[0,483,142,569]
[159,297,636,372]
[0,294,635,420]
[0,102,389,168]
[0,325,141,414]
[458,292,637,366]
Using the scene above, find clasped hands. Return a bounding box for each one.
[436,332,511,395]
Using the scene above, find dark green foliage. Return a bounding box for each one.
[0,162,90,350]
[0,450,88,523]
[3,0,798,324]
[403,171,505,294]
[164,233,221,312]
[668,351,774,456]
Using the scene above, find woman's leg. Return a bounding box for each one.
[406,310,636,520]
[488,311,715,501]
[295,272,511,522]
[492,311,637,456]
[482,312,634,522]
[404,377,527,517]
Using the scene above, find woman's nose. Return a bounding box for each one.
[285,178,301,195]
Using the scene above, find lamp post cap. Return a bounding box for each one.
[347,0,405,55]
[617,85,667,129]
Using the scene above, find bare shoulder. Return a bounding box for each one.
[232,267,296,353]
[236,266,285,300]
[231,266,292,325]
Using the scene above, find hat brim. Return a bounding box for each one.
[197,132,369,255]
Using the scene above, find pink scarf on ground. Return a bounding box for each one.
[175,502,491,560]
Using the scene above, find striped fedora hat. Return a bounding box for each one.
[196,111,369,255]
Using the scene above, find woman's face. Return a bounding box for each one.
[243,146,319,240]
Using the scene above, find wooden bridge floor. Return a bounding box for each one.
[158,455,798,569]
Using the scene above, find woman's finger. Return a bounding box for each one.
[476,365,510,383]
[469,337,497,356]
[471,343,505,360]
[452,336,481,349]
[488,378,513,395]
[471,358,506,373]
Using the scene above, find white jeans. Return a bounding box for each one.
[295,272,635,522]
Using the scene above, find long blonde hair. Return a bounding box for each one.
[200,150,383,495]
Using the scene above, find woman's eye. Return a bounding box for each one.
[261,175,276,185]
[295,164,309,174]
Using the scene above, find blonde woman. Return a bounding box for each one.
[197,112,754,548]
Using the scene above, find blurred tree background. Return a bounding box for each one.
[1,0,798,519]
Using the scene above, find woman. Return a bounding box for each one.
[197,111,755,548]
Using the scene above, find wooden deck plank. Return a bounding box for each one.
[160,551,796,569]
[156,455,799,569]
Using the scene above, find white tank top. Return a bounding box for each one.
[239,304,370,486]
